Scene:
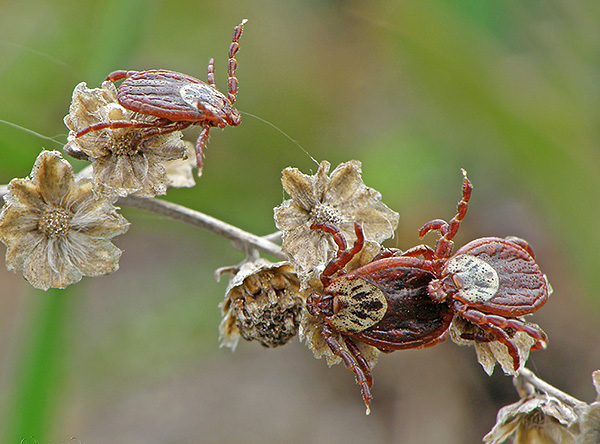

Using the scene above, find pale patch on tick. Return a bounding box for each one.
[326,276,387,334]
[446,254,499,303]
[180,84,221,113]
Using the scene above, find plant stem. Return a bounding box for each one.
[119,195,286,260]
[517,367,588,410]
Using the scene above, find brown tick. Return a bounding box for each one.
[307,223,455,413]
[75,19,248,168]
[404,170,548,370]
[307,170,549,412]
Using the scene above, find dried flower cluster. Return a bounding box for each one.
[0,78,199,290]
[274,160,398,277]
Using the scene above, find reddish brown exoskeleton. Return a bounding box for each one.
[306,222,454,413]
[404,170,549,369]
[75,19,248,168]
[307,170,549,412]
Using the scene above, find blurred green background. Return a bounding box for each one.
[0,0,599,442]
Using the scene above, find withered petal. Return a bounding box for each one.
[31,151,74,205]
[281,166,319,211]
[65,232,122,276]
[0,205,40,244]
[3,179,44,210]
[324,160,363,204]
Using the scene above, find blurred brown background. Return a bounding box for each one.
[0,0,599,442]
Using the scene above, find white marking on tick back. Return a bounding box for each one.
[446,254,499,302]
[180,84,221,113]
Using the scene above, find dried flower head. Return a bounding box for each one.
[217,259,302,350]
[449,316,540,376]
[484,371,582,444]
[0,151,129,290]
[64,81,189,197]
[274,160,398,276]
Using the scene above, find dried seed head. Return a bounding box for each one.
[449,316,539,376]
[0,151,129,290]
[38,206,71,238]
[274,160,398,278]
[218,259,302,350]
[64,81,189,198]
[484,396,580,444]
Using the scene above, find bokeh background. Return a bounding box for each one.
[0,0,599,443]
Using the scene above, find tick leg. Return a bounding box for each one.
[195,123,211,169]
[76,119,190,141]
[207,58,217,89]
[454,302,523,371]
[419,170,472,260]
[311,222,364,287]
[401,244,436,260]
[370,247,402,261]
[322,324,373,413]
[76,120,165,138]
[477,314,548,351]
[227,19,248,104]
[445,169,472,242]
[311,222,348,258]
[132,120,192,139]
[105,70,139,82]
[343,336,374,388]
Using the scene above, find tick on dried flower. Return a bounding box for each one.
[302,222,455,413]
[273,160,399,277]
[64,81,189,198]
[400,171,549,373]
[217,259,303,350]
[0,151,129,290]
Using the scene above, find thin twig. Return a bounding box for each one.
[517,367,588,410]
[119,195,286,260]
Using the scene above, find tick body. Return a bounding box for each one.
[307,223,454,412]
[75,19,247,168]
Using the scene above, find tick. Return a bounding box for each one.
[307,222,455,413]
[402,170,549,372]
[75,19,248,168]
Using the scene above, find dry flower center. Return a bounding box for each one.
[309,203,343,225]
[39,206,71,238]
[110,131,140,157]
